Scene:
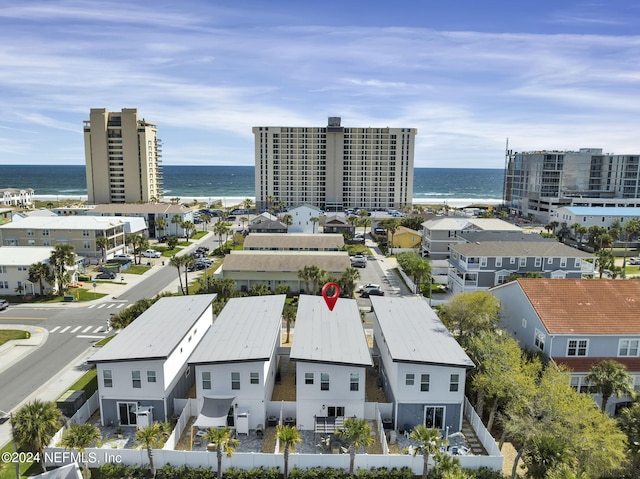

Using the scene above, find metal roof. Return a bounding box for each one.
[0,246,53,265]
[370,296,474,368]
[290,295,372,367]
[243,233,344,250]
[559,206,640,216]
[451,241,593,258]
[0,215,126,230]
[421,217,521,231]
[222,251,351,273]
[188,295,286,364]
[89,294,216,363]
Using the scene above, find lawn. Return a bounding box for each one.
[0,440,36,479]
[94,335,116,347]
[125,264,151,275]
[66,368,98,398]
[0,330,28,347]
[48,289,108,302]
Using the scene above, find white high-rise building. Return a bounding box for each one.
[254,117,417,212]
[84,108,163,204]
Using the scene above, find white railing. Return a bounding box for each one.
[463,397,503,462]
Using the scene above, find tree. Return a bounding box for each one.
[310,216,319,233]
[437,291,500,348]
[385,218,401,253]
[135,422,166,478]
[183,255,196,295]
[276,425,302,479]
[619,402,640,475]
[171,214,182,237]
[249,283,271,296]
[96,235,110,263]
[546,465,589,479]
[12,399,63,472]
[201,213,211,232]
[28,261,53,296]
[169,255,185,294]
[409,425,441,479]
[283,302,297,343]
[338,266,361,298]
[132,235,150,264]
[49,243,76,295]
[585,359,634,413]
[166,236,179,250]
[522,433,573,479]
[397,251,431,295]
[59,423,101,479]
[155,217,167,239]
[202,426,239,479]
[239,216,248,232]
[243,197,254,220]
[182,220,195,242]
[336,417,374,475]
[214,221,232,247]
[594,249,615,279]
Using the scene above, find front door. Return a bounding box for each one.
[118,402,138,426]
[424,406,445,430]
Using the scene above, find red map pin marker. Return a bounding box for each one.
[321,282,341,311]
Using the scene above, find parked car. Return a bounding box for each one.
[0,299,8,311]
[112,254,134,263]
[158,235,168,243]
[629,257,640,265]
[361,287,384,298]
[96,271,117,280]
[141,249,162,258]
[358,283,381,292]
[196,246,210,253]
[351,256,367,268]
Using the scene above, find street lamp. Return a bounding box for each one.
[0,409,20,479]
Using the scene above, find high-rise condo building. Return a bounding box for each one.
[253,117,417,212]
[504,147,640,223]
[84,108,163,204]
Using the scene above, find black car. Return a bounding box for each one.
[96,271,117,280]
[158,235,168,243]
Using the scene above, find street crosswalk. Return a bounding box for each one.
[49,325,106,334]
[86,303,126,309]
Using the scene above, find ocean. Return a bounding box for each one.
[0,165,504,206]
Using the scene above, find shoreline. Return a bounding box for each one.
[34,195,503,209]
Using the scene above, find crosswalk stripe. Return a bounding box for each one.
[71,326,82,333]
[59,326,71,333]
[97,304,106,309]
[82,326,93,333]
[93,326,103,333]
[87,305,96,309]
[50,326,60,333]
[116,304,125,308]
[107,304,116,309]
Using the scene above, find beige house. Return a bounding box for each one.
[243,233,344,251]
[216,250,352,293]
[0,216,128,263]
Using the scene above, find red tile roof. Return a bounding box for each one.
[554,356,640,373]
[516,278,640,335]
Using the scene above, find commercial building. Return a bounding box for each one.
[504,148,640,224]
[84,108,163,204]
[254,117,417,212]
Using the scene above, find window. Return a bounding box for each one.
[519,257,526,267]
[450,374,460,392]
[535,257,542,267]
[321,373,330,391]
[350,373,359,391]
[231,372,240,390]
[405,373,415,386]
[574,258,581,268]
[82,230,90,237]
[83,241,91,249]
[202,371,211,390]
[480,257,487,267]
[567,339,588,356]
[547,257,553,264]
[534,329,545,351]
[103,370,112,388]
[420,374,430,392]
[42,229,49,236]
[569,375,590,393]
[619,339,640,357]
[510,257,516,264]
[132,370,141,388]
[495,257,502,267]
[250,372,259,384]
[147,371,156,383]
[305,372,314,385]
[560,257,567,267]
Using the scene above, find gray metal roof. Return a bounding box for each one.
[451,241,593,258]
[89,294,216,363]
[458,231,551,243]
[370,296,474,368]
[222,251,351,273]
[243,233,344,250]
[290,295,372,367]
[188,295,286,364]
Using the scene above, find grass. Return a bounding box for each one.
[125,264,151,275]
[0,440,35,479]
[0,330,28,347]
[191,231,208,240]
[66,368,98,398]
[94,335,116,347]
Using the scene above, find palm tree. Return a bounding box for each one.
[283,303,297,343]
[202,427,239,479]
[243,197,254,219]
[49,243,76,295]
[522,433,573,479]
[201,213,212,232]
[546,465,589,479]
[249,283,271,296]
[410,425,441,479]
[183,255,196,295]
[276,425,302,479]
[310,216,319,234]
[135,422,166,478]
[282,214,293,230]
[96,235,110,263]
[338,266,361,298]
[169,255,185,294]
[28,262,53,295]
[12,399,63,472]
[386,219,401,253]
[59,423,101,479]
[585,359,634,413]
[133,235,150,264]
[239,216,248,232]
[214,221,232,247]
[171,214,182,237]
[182,220,195,242]
[155,217,167,239]
[336,417,374,475]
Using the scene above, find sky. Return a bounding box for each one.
[1,0,640,169]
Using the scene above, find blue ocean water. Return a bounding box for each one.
[0,165,504,203]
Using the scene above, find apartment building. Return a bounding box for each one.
[254,117,417,212]
[504,148,640,224]
[84,108,163,204]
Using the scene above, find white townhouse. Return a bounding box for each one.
[371,296,475,434]
[0,246,54,296]
[88,294,216,427]
[287,205,323,234]
[290,295,373,432]
[188,295,286,433]
[0,188,34,207]
[554,206,640,238]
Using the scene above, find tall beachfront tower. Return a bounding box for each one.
[253,117,417,212]
[84,108,163,204]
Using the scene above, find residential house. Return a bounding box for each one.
[243,233,344,252]
[287,205,323,234]
[248,213,287,233]
[188,295,286,432]
[290,295,373,431]
[371,296,474,433]
[448,240,594,294]
[0,247,54,296]
[0,216,135,263]
[322,215,354,236]
[554,206,640,243]
[491,279,640,414]
[88,294,216,426]
[0,188,34,207]
[216,251,352,293]
[389,226,421,253]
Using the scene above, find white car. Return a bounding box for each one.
[112,254,134,262]
[358,283,381,292]
[629,257,640,265]
[141,249,162,258]
[0,299,8,311]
